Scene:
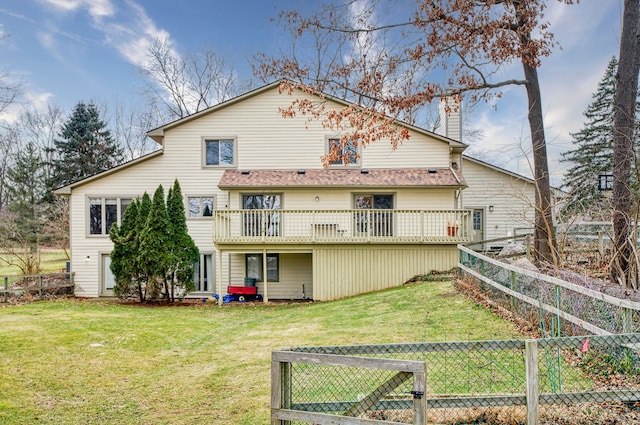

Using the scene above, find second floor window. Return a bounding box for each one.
[205,139,234,166]
[328,138,358,166]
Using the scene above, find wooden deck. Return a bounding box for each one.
[212,209,472,245]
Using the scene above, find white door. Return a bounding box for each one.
[102,254,115,295]
[473,209,484,242]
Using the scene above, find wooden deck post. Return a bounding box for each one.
[263,249,269,303]
[216,250,223,307]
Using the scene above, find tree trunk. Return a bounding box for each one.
[611,0,640,289]
[521,61,557,265]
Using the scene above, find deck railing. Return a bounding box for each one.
[213,209,472,244]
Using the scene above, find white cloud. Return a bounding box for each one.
[25,90,55,111]
[0,90,54,123]
[34,0,173,68]
[37,31,55,49]
[100,1,172,66]
[38,0,116,19]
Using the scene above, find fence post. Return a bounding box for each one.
[525,340,539,425]
[413,365,428,425]
[598,231,604,259]
[554,285,562,338]
[3,277,7,303]
[271,354,291,425]
[39,275,44,299]
[525,235,531,260]
[510,270,518,310]
[622,308,633,333]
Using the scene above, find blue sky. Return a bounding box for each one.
[0,0,627,184]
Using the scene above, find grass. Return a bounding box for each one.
[0,248,68,276]
[0,281,524,425]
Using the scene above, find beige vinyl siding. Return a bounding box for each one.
[271,254,313,299]
[462,159,535,240]
[226,188,456,211]
[313,245,458,301]
[394,189,455,210]
[163,88,453,171]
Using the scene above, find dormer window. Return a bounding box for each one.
[327,138,359,166]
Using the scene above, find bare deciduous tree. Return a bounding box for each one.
[112,101,162,161]
[257,0,572,264]
[0,33,22,120]
[20,104,65,182]
[0,125,19,212]
[138,38,249,121]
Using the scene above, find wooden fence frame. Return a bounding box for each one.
[0,272,75,302]
[271,350,427,425]
[272,335,640,425]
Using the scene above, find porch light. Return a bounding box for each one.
[489,206,494,212]
[85,256,91,262]
[315,196,320,203]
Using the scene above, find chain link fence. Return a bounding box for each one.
[458,243,640,336]
[272,334,640,424]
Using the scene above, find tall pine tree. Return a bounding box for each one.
[561,57,639,217]
[110,199,140,300]
[138,185,171,299]
[49,101,123,190]
[166,180,199,301]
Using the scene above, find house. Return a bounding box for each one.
[56,81,538,301]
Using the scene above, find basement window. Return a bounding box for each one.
[246,254,279,282]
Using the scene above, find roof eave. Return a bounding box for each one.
[218,184,467,190]
[53,149,164,194]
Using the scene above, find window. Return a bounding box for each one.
[89,197,132,235]
[354,194,394,236]
[193,254,215,292]
[242,194,281,237]
[204,139,234,166]
[246,254,279,282]
[598,174,613,191]
[328,138,358,165]
[188,197,214,218]
[473,210,482,231]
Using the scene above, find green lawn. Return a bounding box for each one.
[0,281,523,425]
